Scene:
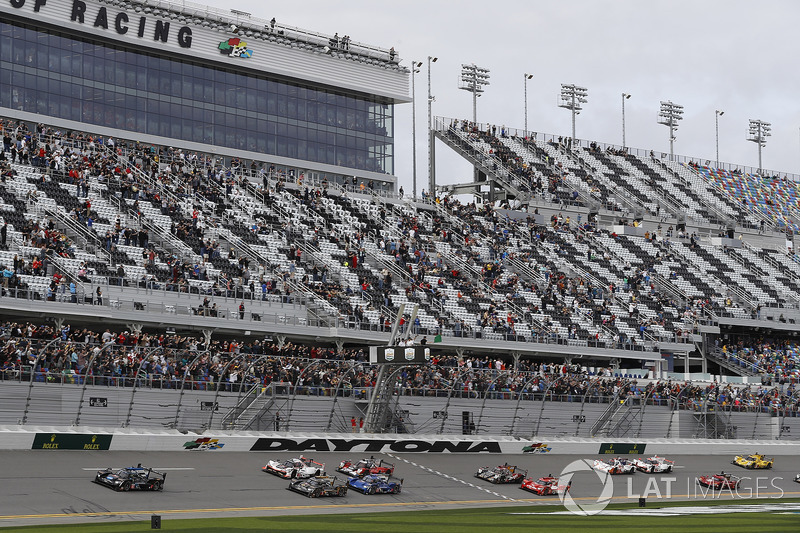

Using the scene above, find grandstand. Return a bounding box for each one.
[0,0,798,441]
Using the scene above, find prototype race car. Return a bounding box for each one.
[287,475,348,498]
[632,455,675,473]
[93,464,166,492]
[697,472,741,490]
[337,457,395,477]
[732,453,773,469]
[347,474,402,495]
[263,456,325,479]
[520,476,571,496]
[475,464,528,484]
[593,458,636,475]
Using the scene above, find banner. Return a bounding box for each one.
[369,346,431,365]
[598,443,646,455]
[32,433,113,450]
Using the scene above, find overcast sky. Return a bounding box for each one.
[201,0,800,193]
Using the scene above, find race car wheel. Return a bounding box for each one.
[368,486,377,495]
[316,470,322,476]
[152,480,163,491]
[311,488,321,498]
[393,485,401,494]
[121,481,131,492]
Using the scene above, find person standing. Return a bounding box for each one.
[1,222,7,248]
[239,301,245,320]
[351,416,357,433]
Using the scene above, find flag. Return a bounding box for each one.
[434,335,442,343]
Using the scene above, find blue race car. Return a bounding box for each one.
[347,473,402,495]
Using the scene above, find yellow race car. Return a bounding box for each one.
[731,453,773,469]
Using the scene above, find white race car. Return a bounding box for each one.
[262,456,325,479]
[593,457,636,475]
[632,455,675,473]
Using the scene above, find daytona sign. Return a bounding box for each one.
[250,438,502,453]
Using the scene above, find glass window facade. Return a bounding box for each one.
[0,20,394,175]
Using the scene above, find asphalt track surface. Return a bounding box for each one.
[0,451,798,527]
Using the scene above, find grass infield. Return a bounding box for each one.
[2,498,800,532]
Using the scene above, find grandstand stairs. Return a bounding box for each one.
[433,124,526,202]
[589,396,642,438]
[705,350,759,378]
[219,384,285,431]
[693,409,737,439]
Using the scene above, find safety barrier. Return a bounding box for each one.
[4,426,800,455]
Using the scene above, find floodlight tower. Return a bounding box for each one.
[524,73,533,138]
[558,84,588,142]
[459,63,490,123]
[427,56,437,195]
[715,110,724,168]
[410,61,422,199]
[621,93,631,148]
[747,119,771,173]
[657,101,684,161]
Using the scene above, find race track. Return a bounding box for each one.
[0,451,798,527]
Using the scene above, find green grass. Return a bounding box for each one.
[2,499,800,533]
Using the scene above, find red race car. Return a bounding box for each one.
[337,457,395,477]
[697,472,741,490]
[520,476,571,496]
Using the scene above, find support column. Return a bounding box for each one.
[610,358,620,373]
[126,323,143,335]
[54,318,64,331]
[684,352,689,380]
[276,335,286,349]
[512,352,521,372]
[335,339,344,354]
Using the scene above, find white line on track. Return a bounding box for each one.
[81,467,195,471]
[386,453,517,502]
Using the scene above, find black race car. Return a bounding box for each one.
[288,475,348,498]
[93,464,166,491]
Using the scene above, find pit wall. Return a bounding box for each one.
[2,426,800,456]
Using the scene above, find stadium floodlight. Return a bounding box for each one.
[427,56,438,196]
[524,74,533,139]
[747,119,771,173]
[411,61,423,200]
[558,84,588,142]
[459,64,491,124]
[622,93,631,149]
[657,100,684,161]
[715,110,724,168]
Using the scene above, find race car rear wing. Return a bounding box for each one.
[137,464,167,481]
